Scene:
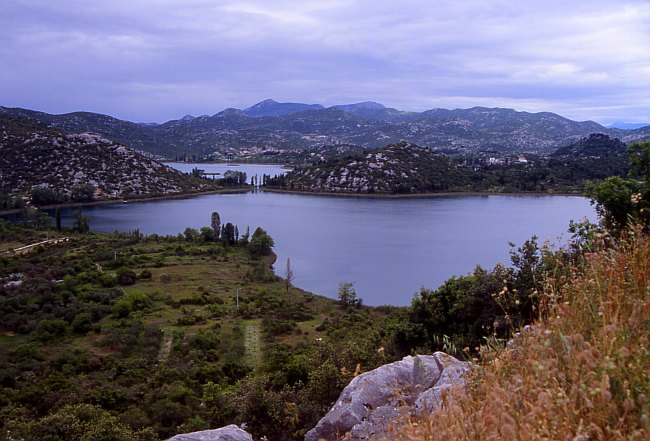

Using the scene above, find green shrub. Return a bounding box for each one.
[33,318,70,342]
[112,299,132,319]
[116,268,137,286]
[99,273,118,288]
[71,312,93,334]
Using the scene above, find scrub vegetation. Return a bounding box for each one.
[0,142,648,440]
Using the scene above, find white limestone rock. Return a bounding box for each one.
[305,352,472,441]
[166,425,252,441]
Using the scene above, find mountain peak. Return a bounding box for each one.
[243,100,324,117]
[215,108,245,117]
[250,99,279,108]
[334,101,386,112]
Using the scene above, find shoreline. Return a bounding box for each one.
[0,187,252,216]
[164,161,293,169]
[0,187,586,216]
[260,188,584,199]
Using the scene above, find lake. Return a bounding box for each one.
[165,162,289,184]
[43,190,596,306]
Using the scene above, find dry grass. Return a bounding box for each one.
[392,227,650,440]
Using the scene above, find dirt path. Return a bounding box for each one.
[3,237,70,255]
[157,333,173,364]
[243,319,262,368]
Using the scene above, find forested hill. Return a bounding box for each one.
[265,137,630,194]
[552,132,628,158]
[0,115,216,204]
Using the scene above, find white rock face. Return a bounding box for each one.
[166,425,252,441]
[414,352,472,414]
[305,352,472,441]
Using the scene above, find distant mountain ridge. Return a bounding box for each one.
[243,99,324,117]
[2,101,649,160]
[607,121,649,130]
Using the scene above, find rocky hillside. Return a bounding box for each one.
[277,142,471,194]
[0,115,216,200]
[3,101,649,160]
[268,138,636,195]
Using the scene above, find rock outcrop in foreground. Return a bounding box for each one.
[166,424,252,441]
[167,353,471,441]
[305,352,472,441]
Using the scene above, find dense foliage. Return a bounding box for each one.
[0,219,402,440]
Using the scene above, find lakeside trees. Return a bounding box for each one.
[337,282,362,309]
[587,141,650,233]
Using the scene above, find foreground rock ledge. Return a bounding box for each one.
[166,424,253,441]
[305,352,472,441]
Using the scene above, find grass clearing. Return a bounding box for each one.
[243,319,263,368]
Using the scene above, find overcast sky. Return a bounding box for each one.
[1,1,648,124]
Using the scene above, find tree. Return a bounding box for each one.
[116,268,137,285]
[183,227,199,242]
[337,282,362,309]
[586,176,638,230]
[586,141,650,232]
[628,141,650,180]
[221,170,247,186]
[247,227,274,258]
[71,184,95,202]
[285,258,294,292]
[222,223,236,245]
[238,226,250,245]
[396,265,513,353]
[200,226,214,242]
[34,210,53,230]
[30,187,64,206]
[72,209,90,233]
[55,207,62,231]
[211,212,221,241]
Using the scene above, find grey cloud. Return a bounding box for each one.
[0,0,648,123]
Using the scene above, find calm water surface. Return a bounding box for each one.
[165,162,288,184]
[49,191,596,306]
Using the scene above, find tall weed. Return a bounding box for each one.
[391,226,650,440]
